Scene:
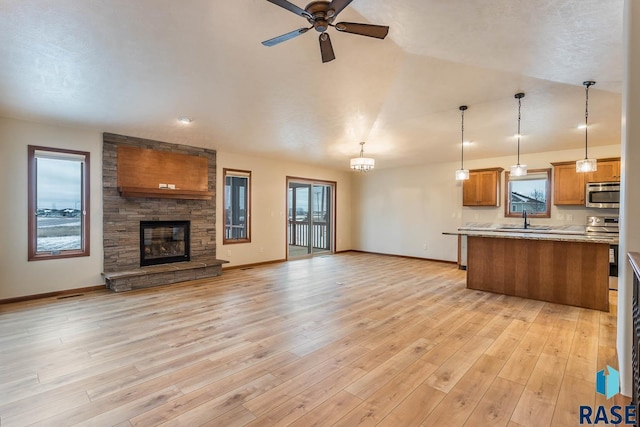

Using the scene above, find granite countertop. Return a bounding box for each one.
[444,222,618,244]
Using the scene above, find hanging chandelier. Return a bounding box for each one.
[350,141,375,172]
[510,92,527,177]
[455,105,469,180]
[576,81,597,173]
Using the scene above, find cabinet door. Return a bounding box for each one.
[463,170,500,206]
[587,160,621,182]
[553,163,586,205]
[476,171,499,206]
[462,173,480,206]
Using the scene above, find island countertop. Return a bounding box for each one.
[443,229,618,245]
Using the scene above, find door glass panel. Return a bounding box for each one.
[311,185,331,254]
[288,180,334,258]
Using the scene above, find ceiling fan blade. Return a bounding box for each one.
[326,0,353,19]
[335,22,389,39]
[262,27,310,46]
[265,0,312,19]
[319,33,335,63]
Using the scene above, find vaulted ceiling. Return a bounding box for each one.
[0,0,624,170]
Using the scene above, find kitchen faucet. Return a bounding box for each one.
[523,210,530,229]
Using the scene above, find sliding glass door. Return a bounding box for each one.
[287,179,334,258]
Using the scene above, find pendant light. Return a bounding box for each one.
[455,105,469,180]
[510,92,527,177]
[576,81,597,172]
[350,141,375,172]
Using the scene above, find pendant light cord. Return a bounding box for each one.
[584,83,590,160]
[517,96,522,165]
[460,107,465,169]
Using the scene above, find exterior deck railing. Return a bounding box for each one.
[288,220,329,249]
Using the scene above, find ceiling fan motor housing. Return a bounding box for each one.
[306,1,335,32]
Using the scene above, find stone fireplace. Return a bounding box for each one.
[102,133,225,291]
[140,220,190,266]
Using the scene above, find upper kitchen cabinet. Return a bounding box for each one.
[551,158,620,205]
[552,162,586,205]
[463,168,503,206]
[586,158,621,183]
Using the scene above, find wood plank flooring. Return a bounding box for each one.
[0,252,628,426]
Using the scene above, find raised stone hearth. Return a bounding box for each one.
[102,133,224,291]
[103,257,227,292]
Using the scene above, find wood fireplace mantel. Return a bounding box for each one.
[117,145,213,200]
[117,186,214,200]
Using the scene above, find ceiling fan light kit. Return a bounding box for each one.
[576,80,598,173]
[510,92,527,177]
[262,0,389,63]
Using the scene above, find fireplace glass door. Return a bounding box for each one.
[140,221,190,266]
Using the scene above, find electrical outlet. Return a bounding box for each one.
[566,214,574,221]
[259,247,264,253]
[423,243,428,251]
[226,249,231,257]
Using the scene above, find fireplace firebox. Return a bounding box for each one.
[140,221,190,266]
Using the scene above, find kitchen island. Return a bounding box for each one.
[452,229,616,312]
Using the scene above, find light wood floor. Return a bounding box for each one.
[0,252,629,426]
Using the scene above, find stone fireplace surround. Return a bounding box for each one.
[102,133,225,291]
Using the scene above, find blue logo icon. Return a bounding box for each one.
[596,365,620,399]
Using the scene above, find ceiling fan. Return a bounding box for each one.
[262,0,390,63]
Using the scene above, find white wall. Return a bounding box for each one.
[216,151,352,267]
[352,144,620,262]
[0,117,104,299]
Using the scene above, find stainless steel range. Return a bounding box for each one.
[586,215,619,282]
[586,215,620,235]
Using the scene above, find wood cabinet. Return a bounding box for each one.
[551,158,620,205]
[462,168,503,206]
[587,159,621,182]
[551,162,586,205]
[467,236,609,311]
[117,146,213,200]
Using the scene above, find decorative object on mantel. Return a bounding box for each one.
[576,80,598,173]
[455,105,470,180]
[510,92,527,177]
[116,146,213,200]
[350,141,375,172]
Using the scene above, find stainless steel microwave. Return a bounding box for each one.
[586,182,620,208]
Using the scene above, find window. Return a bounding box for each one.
[504,168,551,218]
[28,146,90,260]
[223,169,251,244]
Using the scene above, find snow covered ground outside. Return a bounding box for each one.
[37,236,81,251]
[36,217,82,251]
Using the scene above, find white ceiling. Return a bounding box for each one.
[0,0,624,170]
